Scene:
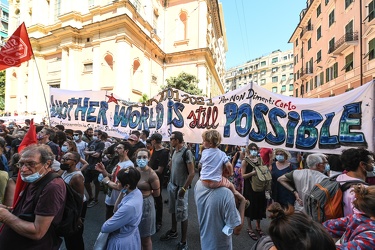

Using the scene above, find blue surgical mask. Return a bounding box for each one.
[73,135,80,141]
[276,155,285,162]
[21,169,44,183]
[250,150,258,156]
[92,136,98,140]
[61,146,69,153]
[325,163,330,173]
[241,148,246,153]
[136,159,148,168]
[98,173,104,182]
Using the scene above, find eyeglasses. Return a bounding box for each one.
[137,156,148,159]
[73,134,79,136]
[16,161,42,169]
[61,157,74,161]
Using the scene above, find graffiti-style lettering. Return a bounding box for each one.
[339,102,367,146]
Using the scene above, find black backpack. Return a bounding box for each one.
[30,172,83,237]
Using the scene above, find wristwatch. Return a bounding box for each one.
[105,180,110,185]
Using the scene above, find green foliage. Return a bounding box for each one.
[0,71,5,110]
[161,72,203,96]
[139,93,149,103]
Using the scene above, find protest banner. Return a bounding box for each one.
[50,80,375,154]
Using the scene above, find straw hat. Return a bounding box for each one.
[272,148,292,161]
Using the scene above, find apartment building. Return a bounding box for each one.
[289,0,375,98]
[224,49,294,96]
[4,0,227,116]
[0,0,8,44]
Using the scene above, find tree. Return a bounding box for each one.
[139,93,149,103]
[161,72,203,95]
[0,71,5,111]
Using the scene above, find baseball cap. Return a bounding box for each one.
[150,133,163,141]
[128,134,138,141]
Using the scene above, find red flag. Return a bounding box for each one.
[12,119,37,207]
[0,22,33,71]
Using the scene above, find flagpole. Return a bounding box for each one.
[31,52,51,125]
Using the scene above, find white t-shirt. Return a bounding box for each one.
[105,160,134,206]
[195,180,240,250]
[200,148,229,182]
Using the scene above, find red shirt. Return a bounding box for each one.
[260,148,273,165]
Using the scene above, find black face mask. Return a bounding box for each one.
[60,163,70,170]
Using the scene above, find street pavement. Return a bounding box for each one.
[63,172,270,250]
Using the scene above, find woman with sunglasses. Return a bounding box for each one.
[61,140,88,171]
[135,148,160,250]
[241,143,267,241]
[101,167,143,250]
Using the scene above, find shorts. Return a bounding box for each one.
[138,195,156,237]
[83,169,100,184]
[167,182,188,222]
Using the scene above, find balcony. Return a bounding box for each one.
[332,32,358,55]
[300,67,313,80]
[301,25,313,40]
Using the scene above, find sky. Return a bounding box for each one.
[220,0,307,69]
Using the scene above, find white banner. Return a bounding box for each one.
[50,81,375,154]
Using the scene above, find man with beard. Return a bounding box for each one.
[59,152,85,250]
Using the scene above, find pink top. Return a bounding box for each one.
[336,174,367,216]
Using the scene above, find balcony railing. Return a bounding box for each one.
[332,32,358,55]
[300,67,313,80]
[301,24,313,40]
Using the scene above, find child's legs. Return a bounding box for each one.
[221,178,246,202]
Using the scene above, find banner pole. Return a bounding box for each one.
[246,81,254,147]
[31,53,51,125]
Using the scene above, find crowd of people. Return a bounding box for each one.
[0,119,373,250]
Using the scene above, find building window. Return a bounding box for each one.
[83,63,93,72]
[326,62,338,82]
[325,0,330,5]
[260,79,266,85]
[281,85,286,92]
[342,53,353,72]
[308,38,311,50]
[281,75,286,81]
[369,0,375,22]
[283,56,288,60]
[317,26,321,40]
[272,87,277,93]
[282,65,286,71]
[176,12,188,40]
[272,57,278,63]
[272,76,278,82]
[367,38,375,60]
[316,50,322,63]
[249,74,252,78]
[317,4,321,17]
[345,0,353,9]
[289,84,294,91]
[329,10,335,27]
[272,67,278,73]
[261,70,266,75]
[261,61,266,66]
[54,0,61,22]
[289,73,294,79]
[289,63,293,69]
[295,88,298,97]
[296,38,299,47]
[328,38,335,53]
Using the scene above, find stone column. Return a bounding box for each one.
[114,36,132,100]
[92,44,101,91]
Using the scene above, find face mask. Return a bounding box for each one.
[37,134,44,140]
[60,163,70,170]
[325,163,330,173]
[250,150,257,156]
[92,136,98,140]
[21,168,44,183]
[136,159,148,168]
[366,164,375,177]
[276,155,285,162]
[8,125,13,129]
[61,146,69,153]
[121,188,128,194]
[73,135,80,141]
[241,148,246,153]
[98,173,104,182]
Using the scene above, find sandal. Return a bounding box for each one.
[247,228,258,240]
[256,228,265,237]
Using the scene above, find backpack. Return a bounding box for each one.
[244,156,272,192]
[30,172,83,237]
[305,175,368,223]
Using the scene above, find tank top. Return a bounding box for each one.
[61,171,87,202]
